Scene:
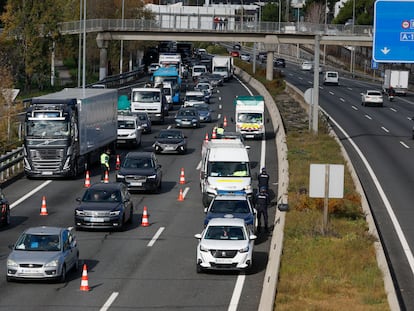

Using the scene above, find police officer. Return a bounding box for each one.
[100,149,111,182]
[258,167,270,192]
[255,187,270,232]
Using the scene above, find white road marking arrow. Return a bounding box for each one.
[381,47,391,55]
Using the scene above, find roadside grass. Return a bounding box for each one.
[235,59,390,310]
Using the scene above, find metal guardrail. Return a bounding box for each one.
[0,147,24,183]
[86,66,146,88]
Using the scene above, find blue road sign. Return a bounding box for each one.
[373,0,414,63]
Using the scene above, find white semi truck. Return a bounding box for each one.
[23,88,118,178]
[234,95,265,139]
[382,69,409,96]
[212,56,233,81]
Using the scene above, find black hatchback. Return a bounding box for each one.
[274,58,286,68]
[75,182,133,231]
[116,152,162,193]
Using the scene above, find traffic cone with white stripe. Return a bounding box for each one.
[212,128,217,139]
[79,264,90,291]
[141,206,150,227]
[103,170,109,183]
[179,168,186,185]
[178,188,184,201]
[40,196,48,216]
[115,155,121,170]
[204,132,209,142]
[84,171,91,188]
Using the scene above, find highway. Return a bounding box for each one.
[0,75,278,310]
[281,63,414,310]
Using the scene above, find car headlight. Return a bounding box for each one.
[45,259,59,267]
[192,118,198,122]
[7,259,18,267]
[147,174,157,179]
[110,210,121,216]
[175,118,182,122]
[199,244,209,252]
[75,210,84,216]
[117,174,125,179]
[239,246,249,253]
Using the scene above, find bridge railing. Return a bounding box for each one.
[59,18,373,37]
[0,147,24,183]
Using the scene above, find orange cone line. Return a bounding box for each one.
[179,168,186,185]
[178,188,184,201]
[141,206,150,227]
[104,170,109,183]
[79,264,90,291]
[40,196,48,216]
[84,171,91,188]
[224,116,227,127]
[115,155,121,170]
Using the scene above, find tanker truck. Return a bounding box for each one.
[23,88,118,178]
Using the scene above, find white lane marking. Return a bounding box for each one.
[320,106,414,279]
[400,141,410,149]
[147,227,165,247]
[228,275,245,311]
[100,292,119,311]
[329,91,334,96]
[218,96,222,101]
[167,125,172,129]
[183,187,190,198]
[390,107,397,112]
[340,98,345,102]
[352,106,358,110]
[381,127,389,133]
[219,104,222,109]
[218,113,221,119]
[365,114,372,120]
[10,180,53,209]
[196,160,202,170]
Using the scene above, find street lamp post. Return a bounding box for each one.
[82,0,86,89]
[120,0,125,74]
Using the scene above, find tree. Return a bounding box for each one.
[262,3,280,23]
[333,0,374,25]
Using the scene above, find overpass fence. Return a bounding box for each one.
[57,18,373,37]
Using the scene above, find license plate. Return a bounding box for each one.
[90,217,105,222]
[246,135,255,138]
[41,171,53,175]
[215,258,232,264]
[22,268,42,273]
[182,121,191,125]
[130,182,142,186]
[118,140,126,143]
[165,146,175,150]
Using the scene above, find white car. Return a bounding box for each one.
[194,216,257,273]
[240,53,251,62]
[117,113,143,146]
[194,82,213,103]
[301,61,313,71]
[323,71,339,85]
[361,90,383,107]
[183,91,206,107]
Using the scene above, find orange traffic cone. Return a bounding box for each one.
[40,196,48,216]
[178,188,184,201]
[103,170,109,183]
[84,170,91,188]
[79,264,90,291]
[115,155,121,170]
[212,128,217,139]
[223,116,227,127]
[141,206,150,227]
[179,168,186,185]
[204,132,209,142]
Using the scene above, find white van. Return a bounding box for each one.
[192,65,208,80]
[200,140,252,207]
[323,71,339,85]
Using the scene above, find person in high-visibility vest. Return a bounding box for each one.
[100,149,111,182]
[216,123,224,137]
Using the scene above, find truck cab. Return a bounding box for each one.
[130,87,166,123]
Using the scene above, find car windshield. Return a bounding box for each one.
[123,157,154,169]
[204,225,246,240]
[137,114,148,121]
[118,120,135,129]
[237,113,262,123]
[194,104,209,111]
[132,91,160,102]
[210,200,250,213]
[178,110,197,117]
[82,189,122,202]
[208,162,250,177]
[186,95,205,101]
[15,233,61,251]
[159,131,183,139]
[26,120,70,137]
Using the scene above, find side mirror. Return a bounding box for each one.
[204,207,208,213]
[194,233,202,239]
[76,197,81,203]
[278,203,289,212]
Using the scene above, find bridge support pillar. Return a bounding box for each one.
[266,50,274,81]
[96,33,111,80]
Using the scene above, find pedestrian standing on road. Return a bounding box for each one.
[258,167,270,192]
[100,149,111,182]
[255,187,270,232]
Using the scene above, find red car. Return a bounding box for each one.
[230,50,240,57]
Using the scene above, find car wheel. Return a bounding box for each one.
[59,265,67,283]
[196,263,203,274]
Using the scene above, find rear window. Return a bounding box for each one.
[327,72,338,78]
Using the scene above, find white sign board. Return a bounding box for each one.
[309,164,344,198]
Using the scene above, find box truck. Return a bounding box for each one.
[130,87,166,123]
[382,69,409,96]
[234,95,265,139]
[23,88,118,178]
[212,56,233,81]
